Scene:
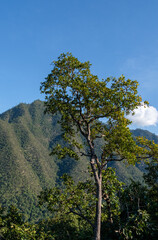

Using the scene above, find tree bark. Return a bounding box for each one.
[87,125,103,240]
[94,175,102,240]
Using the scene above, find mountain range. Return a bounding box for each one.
[0,100,157,221]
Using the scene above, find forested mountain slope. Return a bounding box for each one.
[0,100,157,221]
[0,100,89,220]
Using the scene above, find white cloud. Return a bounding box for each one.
[127,104,158,127]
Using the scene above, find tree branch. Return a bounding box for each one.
[69,208,94,229]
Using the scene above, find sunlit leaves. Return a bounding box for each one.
[40,53,158,239]
[40,53,150,168]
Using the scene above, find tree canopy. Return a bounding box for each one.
[40,53,158,240]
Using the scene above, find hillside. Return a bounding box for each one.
[0,100,89,220]
[0,100,158,221]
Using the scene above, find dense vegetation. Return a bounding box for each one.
[0,158,157,239]
[0,99,158,238]
[0,102,157,238]
[1,100,157,223]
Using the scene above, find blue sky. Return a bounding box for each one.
[0,0,158,134]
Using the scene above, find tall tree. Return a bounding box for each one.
[40,53,158,240]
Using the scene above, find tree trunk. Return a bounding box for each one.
[94,176,102,240]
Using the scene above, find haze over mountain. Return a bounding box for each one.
[0,100,157,221]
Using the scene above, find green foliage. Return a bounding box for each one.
[0,53,157,239]
[38,163,158,239]
[121,210,151,239]
[40,53,158,239]
[1,100,157,222]
[0,101,60,222]
[143,158,158,233]
[39,168,123,237]
[119,159,158,239]
[0,159,157,239]
[0,205,54,240]
[120,180,148,216]
[40,53,144,167]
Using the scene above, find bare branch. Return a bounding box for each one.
[80,151,91,157]
[88,107,120,124]
[136,155,152,160]
[70,113,87,137]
